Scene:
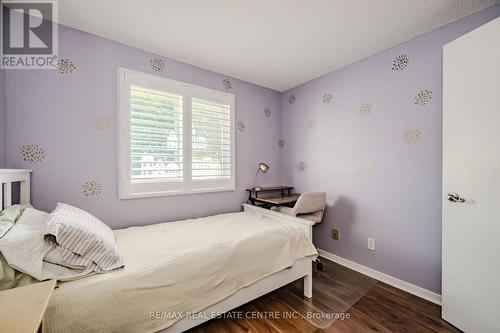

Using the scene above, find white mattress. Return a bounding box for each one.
[42,211,318,333]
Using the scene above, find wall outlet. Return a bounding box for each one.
[331,228,340,240]
[368,238,376,251]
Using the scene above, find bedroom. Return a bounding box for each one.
[0,1,499,332]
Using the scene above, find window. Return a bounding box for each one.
[118,68,235,198]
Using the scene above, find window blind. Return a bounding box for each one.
[130,85,183,181]
[191,98,231,180]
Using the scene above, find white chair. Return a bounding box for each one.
[271,192,326,224]
[271,192,327,270]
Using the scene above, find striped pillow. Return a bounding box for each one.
[45,203,124,272]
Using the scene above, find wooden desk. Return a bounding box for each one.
[246,186,298,207]
[0,280,56,333]
[253,194,300,205]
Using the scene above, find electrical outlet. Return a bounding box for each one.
[368,238,376,251]
[331,228,340,240]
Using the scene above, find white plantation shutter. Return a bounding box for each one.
[192,98,231,180]
[118,68,235,198]
[130,86,183,181]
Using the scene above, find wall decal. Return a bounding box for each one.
[237,120,246,132]
[307,119,317,129]
[415,90,433,106]
[150,58,165,72]
[82,180,103,196]
[288,94,296,104]
[264,107,271,118]
[362,162,374,174]
[327,191,336,203]
[93,114,111,129]
[405,129,422,144]
[322,93,333,104]
[278,139,285,148]
[359,103,373,116]
[20,144,45,163]
[222,79,232,90]
[54,58,76,74]
[392,54,409,71]
[329,136,343,146]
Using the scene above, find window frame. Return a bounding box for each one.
[118,67,236,199]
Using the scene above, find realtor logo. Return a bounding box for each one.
[1,0,58,69]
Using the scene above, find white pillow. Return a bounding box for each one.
[45,203,124,272]
[0,207,94,281]
[0,208,52,280]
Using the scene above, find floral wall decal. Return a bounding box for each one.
[222,79,232,90]
[322,93,333,104]
[54,58,76,74]
[327,191,336,203]
[237,120,246,132]
[329,136,343,146]
[278,139,285,148]
[82,180,103,196]
[415,90,433,106]
[405,129,422,144]
[150,58,165,72]
[307,119,317,129]
[264,107,271,118]
[297,161,307,172]
[93,114,111,129]
[288,94,296,104]
[359,103,373,116]
[392,54,409,71]
[20,144,45,163]
[362,162,374,174]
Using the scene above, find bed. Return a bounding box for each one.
[0,169,317,333]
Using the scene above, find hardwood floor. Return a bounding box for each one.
[189,259,461,333]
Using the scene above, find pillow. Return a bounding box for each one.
[0,207,93,281]
[0,207,53,280]
[44,246,87,270]
[0,204,31,238]
[45,203,124,272]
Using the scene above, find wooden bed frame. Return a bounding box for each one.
[0,169,315,333]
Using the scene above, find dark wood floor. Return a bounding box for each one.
[189,259,461,333]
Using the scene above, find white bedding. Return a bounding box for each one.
[43,211,317,333]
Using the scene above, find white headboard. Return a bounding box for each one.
[0,169,32,210]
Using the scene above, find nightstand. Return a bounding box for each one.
[0,280,56,333]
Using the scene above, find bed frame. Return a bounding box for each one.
[0,169,31,209]
[0,170,315,333]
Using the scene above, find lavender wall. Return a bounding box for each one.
[4,24,283,228]
[282,5,500,294]
[0,69,5,167]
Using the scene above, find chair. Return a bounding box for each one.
[271,192,327,270]
[271,192,326,223]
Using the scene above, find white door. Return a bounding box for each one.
[442,17,500,333]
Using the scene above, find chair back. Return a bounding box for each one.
[293,192,326,216]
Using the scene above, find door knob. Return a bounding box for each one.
[447,193,465,203]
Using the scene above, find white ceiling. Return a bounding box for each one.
[58,0,498,92]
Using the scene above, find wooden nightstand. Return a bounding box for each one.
[0,280,56,333]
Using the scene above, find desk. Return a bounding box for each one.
[253,194,300,205]
[246,186,299,207]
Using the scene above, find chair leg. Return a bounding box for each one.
[315,257,323,271]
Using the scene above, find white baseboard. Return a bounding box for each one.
[318,249,442,305]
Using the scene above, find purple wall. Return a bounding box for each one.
[282,5,500,293]
[4,24,283,228]
[0,69,5,167]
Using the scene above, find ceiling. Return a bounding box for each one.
[58,0,498,92]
